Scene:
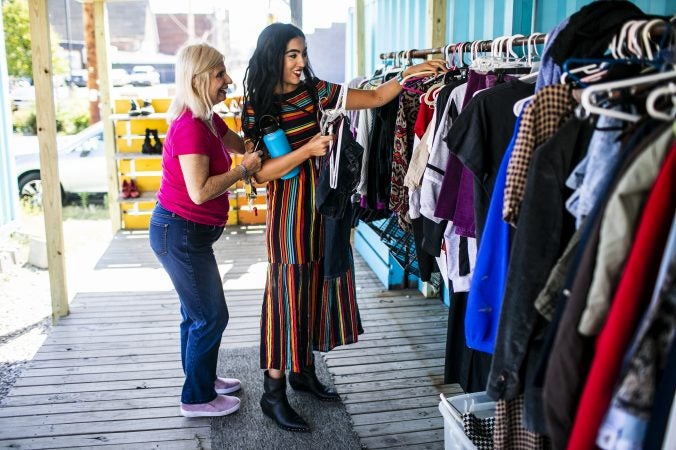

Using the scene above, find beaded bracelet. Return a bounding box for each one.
[238,165,248,180]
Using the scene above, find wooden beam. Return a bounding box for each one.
[28,0,69,322]
[93,0,120,231]
[355,0,365,76]
[427,0,447,50]
[83,2,100,124]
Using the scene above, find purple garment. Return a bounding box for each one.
[436,71,514,237]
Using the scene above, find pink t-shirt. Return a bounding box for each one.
[157,110,232,226]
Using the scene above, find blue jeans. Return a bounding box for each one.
[148,202,228,404]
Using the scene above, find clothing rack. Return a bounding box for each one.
[379,34,548,60]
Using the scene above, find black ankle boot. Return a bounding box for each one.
[288,365,340,402]
[150,129,163,154]
[141,128,153,154]
[260,371,310,432]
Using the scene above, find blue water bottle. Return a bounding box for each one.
[261,115,299,180]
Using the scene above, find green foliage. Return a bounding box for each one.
[56,97,90,134]
[12,97,89,135]
[3,0,70,79]
[11,108,36,135]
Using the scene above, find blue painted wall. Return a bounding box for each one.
[347,0,674,77]
[0,10,19,228]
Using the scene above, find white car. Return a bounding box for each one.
[14,122,108,207]
[129,65,160,86]
[111,68,131,87]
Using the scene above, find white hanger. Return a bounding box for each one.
[580,69,676,122]
[642,19,669,60]
[646,82,676,121]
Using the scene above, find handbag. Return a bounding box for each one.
[316,84,364,219]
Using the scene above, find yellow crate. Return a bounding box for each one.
[116,139,166,153]
[114,98,172,114]
[118,159,162,173]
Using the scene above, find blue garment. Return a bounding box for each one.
[566,113,623,228]
[464,115,521,354]
[149,202,229,404]
[535,17,570,92]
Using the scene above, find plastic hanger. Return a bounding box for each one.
[646,81,676,121]
[580,69,676,122]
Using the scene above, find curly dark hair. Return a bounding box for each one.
[242,23,317,140]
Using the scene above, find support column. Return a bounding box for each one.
[28,0,69,322]
[427,0,447,50]
[93,0,120,232]
[355,0,365,76]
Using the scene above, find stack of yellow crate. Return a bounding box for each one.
[111,97,257,229]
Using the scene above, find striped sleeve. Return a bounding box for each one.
[317,79,341,110]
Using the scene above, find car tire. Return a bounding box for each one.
[18,172,66,208]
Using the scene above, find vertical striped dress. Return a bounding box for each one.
[244,78,363,373]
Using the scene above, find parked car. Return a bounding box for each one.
[67,69,88,87]
[14,122,108,207]
[111,68,131,87]
[129,65,160,86]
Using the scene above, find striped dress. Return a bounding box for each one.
[244,79,363,373]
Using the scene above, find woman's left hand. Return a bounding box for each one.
[402,59,448,78]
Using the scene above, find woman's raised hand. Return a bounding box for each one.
[303,133,333,158]
[242,149,263,174]
[402,59,448,78]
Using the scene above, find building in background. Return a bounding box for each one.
[305,22,346,84]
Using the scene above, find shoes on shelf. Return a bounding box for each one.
[229,99,242,115]
[213,101,229,114]
[141,128,153,154]
[129,179,140,198]
[140,99,155,116]
[150,129,163,154]
[128,99,141,117]
[121,179,131,198]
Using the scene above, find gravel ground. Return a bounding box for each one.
[0,205,111,403]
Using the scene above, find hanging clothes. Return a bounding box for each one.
[543,121,668,450]
[464,114,522,355]
[578,126,674,336]
[445,79,535,243]
[596,219,676,449]
[567,144,676,450]
[502,84,577,226]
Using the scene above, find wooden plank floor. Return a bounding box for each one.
[0,226,457,449]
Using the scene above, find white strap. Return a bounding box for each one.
[329,118,345,189]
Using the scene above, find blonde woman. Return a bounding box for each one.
[149,42,262,418]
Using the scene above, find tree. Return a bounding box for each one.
[2,0,68,80]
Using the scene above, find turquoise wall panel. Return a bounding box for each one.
[534,0,674,34]
[348,0,673,78]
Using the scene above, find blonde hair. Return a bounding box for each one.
[168,42,225,121]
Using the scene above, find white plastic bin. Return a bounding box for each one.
[438,392,496,450]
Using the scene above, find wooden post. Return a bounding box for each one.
[427,0,447,51]
[93,0,120,231]
[355,0,365,76]
[83,1,100,124]
[28,0,69,323]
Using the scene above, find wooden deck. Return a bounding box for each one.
[0,226,458,449]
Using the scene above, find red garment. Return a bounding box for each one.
[566,143,676,450]
[414,100,435,138]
